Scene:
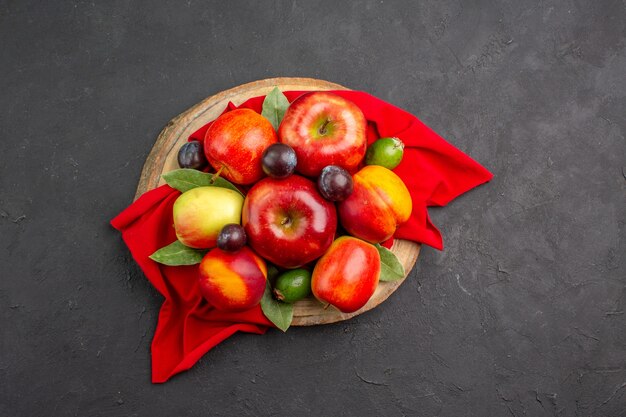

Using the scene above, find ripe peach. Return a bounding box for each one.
[198,247,267,312]
[338,165,412,243]
[311,236,380,313]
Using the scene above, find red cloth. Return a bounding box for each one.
[111,90,492,383]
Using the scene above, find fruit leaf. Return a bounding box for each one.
[375,243,406,281]
[149,240,207,266]
[162,168,243,196]
[260,281,293,332]
[261,87,290,131]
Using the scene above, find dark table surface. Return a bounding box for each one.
[1,1,625,416]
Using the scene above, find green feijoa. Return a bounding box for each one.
[273,269,312,303]
[365,137,405,169]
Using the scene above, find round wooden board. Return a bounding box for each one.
[134,77,421,326]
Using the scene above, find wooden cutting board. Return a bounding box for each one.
[134,77,421,326]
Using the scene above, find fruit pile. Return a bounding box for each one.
[150,89,412,330]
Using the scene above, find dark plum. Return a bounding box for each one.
[177,140,208,170]
[317,165,353,201]
[261,143,297,179]
[216,224,247,252]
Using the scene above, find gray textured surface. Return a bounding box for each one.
[1,1,625,416]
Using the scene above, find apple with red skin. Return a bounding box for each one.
[204,108,278,185]
[242,175,337,268]
[278,92,367,177]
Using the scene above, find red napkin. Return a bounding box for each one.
[111,90,492,383]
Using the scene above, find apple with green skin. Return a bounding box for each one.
[204,108,278,185]
[311,236,381,313]
[173,186,244,249]
[242,175,337,268]
[278,92,367,177]
[198,246,267,312]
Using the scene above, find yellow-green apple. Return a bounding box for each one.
[198,247,266,312]
[242,175,337,268]
[311,236,380,313]
[173,186,244,249]
[278,92,367,177]
[338,165,412,243]
[204,108,278,184]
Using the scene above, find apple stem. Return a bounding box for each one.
[319,119,331,135]
[211,166,224,184]
[273,289,285,301]
[323,303,331,310]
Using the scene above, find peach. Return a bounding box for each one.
[338,165,412,243]
[311,236,380,313]
[198,247,267,312]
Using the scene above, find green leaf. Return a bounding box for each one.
[375,243,406,281]
[162,168,244,196]
[260,281,293,332]
[149,240,207,266]
[261,87,290,131]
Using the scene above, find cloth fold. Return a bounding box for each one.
[111,90,492,383]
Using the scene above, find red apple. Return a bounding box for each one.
[311,236,380,313]
[242,175,337,268]
[204,108,278,184]
[278,92,367,177]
